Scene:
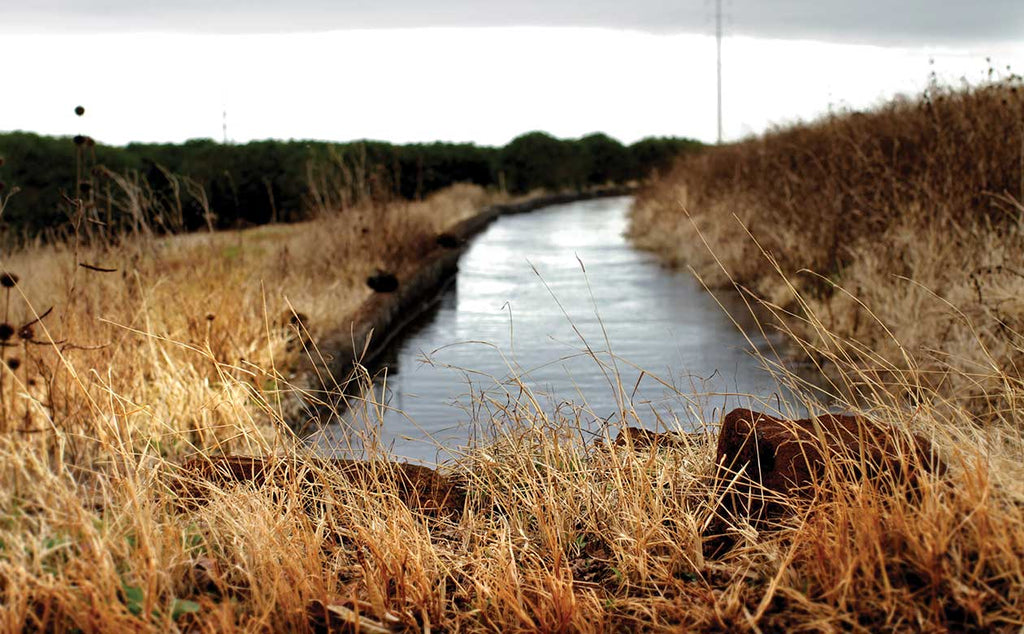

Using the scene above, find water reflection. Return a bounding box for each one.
[313,196,802,463]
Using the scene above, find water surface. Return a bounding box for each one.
[315,196,794,462]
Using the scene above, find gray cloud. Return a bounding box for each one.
[2,0,1022,45]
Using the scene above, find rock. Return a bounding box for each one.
[371,461,466,513]
[174,456,465,514]
[612,426,707,449]
[715,408,944,498]
[705,408,945,555]
[366,271,399,293]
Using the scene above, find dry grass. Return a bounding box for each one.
[0,179,516,630]
[2,111,1024,631]
[615,73,1024,629]
[0,181,492,448]
[2,305,1022,631]
[631,74,1024,409]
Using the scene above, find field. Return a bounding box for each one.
[1,77,1023,632]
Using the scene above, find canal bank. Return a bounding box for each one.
[312,195,798,462]
[300,186,637,403]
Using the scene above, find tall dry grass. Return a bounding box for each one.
[607,73,1024,628]
[2,278,1022,630]
[0,180,492,448]
[0,174,513,630]
[631,74,1024,412]
[2,107,1023,631]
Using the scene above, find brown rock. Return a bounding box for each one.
[705,408,944,556]
[173,456,465,514]
[335,459,467,513]
[612,426,708,449]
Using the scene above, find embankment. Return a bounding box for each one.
[305,186,636,398]
[630,76,1024,414]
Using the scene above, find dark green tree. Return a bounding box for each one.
[579,133,633,185]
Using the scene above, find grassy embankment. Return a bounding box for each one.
[632,75,1024,407]
[0,180,504,628]
[628,75,1024,626]
[0,77,1022,632]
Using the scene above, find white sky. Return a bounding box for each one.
[2,28,1022,147]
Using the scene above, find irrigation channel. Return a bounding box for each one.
[313,196,802,463]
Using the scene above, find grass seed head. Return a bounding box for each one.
[0,324,14,341]
[73,135,86,146]
[0,272,19,288]
[74,105,85,116]
[6,358,20,371]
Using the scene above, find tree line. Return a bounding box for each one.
[0,130,701,238]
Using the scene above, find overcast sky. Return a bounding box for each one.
[5,1,1024,44]
[1,1,1022,146]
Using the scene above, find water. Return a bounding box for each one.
[315,196,796,463]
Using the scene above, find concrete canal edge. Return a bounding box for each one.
[302,186,637,405]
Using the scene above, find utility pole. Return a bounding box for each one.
[716,0,723,144]
[222,110,228,144]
